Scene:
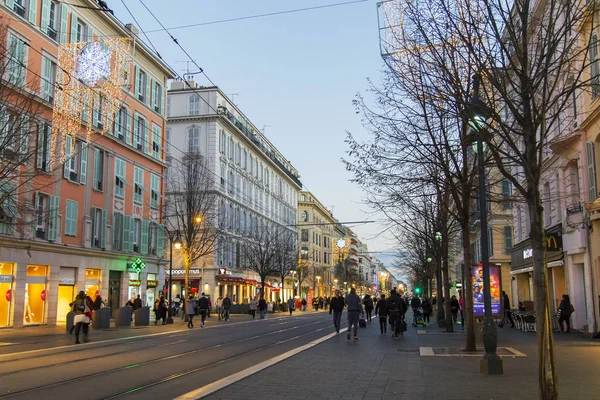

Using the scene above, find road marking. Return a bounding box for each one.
[420,347,435,356]
[174,328,348,400]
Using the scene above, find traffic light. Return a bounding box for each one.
[414,287,422,295]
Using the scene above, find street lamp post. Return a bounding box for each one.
[435,231,445,327]
[468,73,502,375]
[166,231,182,324]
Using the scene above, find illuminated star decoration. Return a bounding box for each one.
[76,42,112,87]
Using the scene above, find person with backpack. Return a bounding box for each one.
[198,292,209,327]
[387,289,403,338]
[375,294,389,335]
[363,294,374,323]
[329,290,345,333]
[222,293,232,321]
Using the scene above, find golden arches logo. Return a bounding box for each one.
[547,236,558,250]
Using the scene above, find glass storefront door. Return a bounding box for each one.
[108,270,121,317]
[85,269,101,300]
[57,285,74,323]
[24,265,47,325]
[0,263,14,327]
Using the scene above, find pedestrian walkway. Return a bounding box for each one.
[203,313,600,400]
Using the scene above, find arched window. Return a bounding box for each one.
[301,210,308,222]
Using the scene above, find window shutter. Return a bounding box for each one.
[36,123,45,169]
[157,224,164,257]
[70,13,77,43]
[33,191,39,222]
[146,74,151,105]
[92,94,99,127]
[41,0,50,34]
[91,206,97,246]
[59,6,68,43]
[123,215,132,252]
[79,144,87,184]
[134,66,140,98]
[41,56,50,101]
[141,220,149,254]
[144,121,149,154]
[159,85,164,115]
[586,142,597,202]
[48,195,59,241]
[6,0,14,10]
[63,134,72,179]
[151,79,156,109]
[87,25,93,42]
[19,115,29,163]
[28,0,38,25]
[133,114,139,146]
[113,212,123,249]
[93,148,100,189]
[100,208,107,249]
[125,109,132,145]
[65,200,77,236]
[504,226,512,253]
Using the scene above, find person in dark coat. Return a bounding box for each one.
[499,291,515,328]
[329,290,345,333]
[72,291,92,344]
[133,295,143,310]
[558,294,574,334]
[258,296,267,319]
[222,294,232,321]
[155,296,167,325]
[363,294,374,323]
[421,298,433,325]
[375,294,388,335]
[93,295,105,311]
[198,292,209,327]
[450,295,459,323]
[301,298,307,311]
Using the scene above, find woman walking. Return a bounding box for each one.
[250,296,258,319]
[421,298,432,325]
[363,294,374,323]
[186,295,196,328]
[72,291,92,344]
[287,297,295,316]
[558,294,574,334]
[155,296,167,325]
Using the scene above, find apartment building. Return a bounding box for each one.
[0,0,175,327]
[166,81,301,304]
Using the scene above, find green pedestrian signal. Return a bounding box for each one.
[415,287,422,295]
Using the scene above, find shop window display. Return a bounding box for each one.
[85,268,101,300]
[24,265,47,325]
[0,263,14,327]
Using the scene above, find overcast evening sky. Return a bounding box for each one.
[110,0,397,260]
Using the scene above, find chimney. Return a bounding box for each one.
[170,80,185,90]
[125,23,139,37]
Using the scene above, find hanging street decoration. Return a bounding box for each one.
[51,37,132,169]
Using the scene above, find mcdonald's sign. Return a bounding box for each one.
[545,231,562,251]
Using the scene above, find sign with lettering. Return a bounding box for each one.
[129,280,141,286]
[169,269,201,276]
[523,249,533,259]
[0,275,12,283]
[218,268,227,275]
[59,278,75,285]
[147,280,158,288]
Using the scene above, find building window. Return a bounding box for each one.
[189,95,200,115]
[229,170,234,194]
[152,124,161,159]
[135,67,148,103]
[228,137,234,160]
[220,163,226,187]
[113,212,123,250]
[166,128,171,155]
[301,210,308,222]
[501,179,512,209]
[91,207,106,248]
[113,107,128,141]
[114,158,126,198]
[516,207,522,242]
[187,126,200,153]
[488,227,494,257]
[151,173,160,209]
[134,166,145,204]
[219,129,226,154]
[46,1,60,40]
[93,148,104,191]
[504,226,512,254]
[134,115,146,151]
[6,34,27,87]
[63,136,87,184]
[64,200,78,236]
[36,122,52,172]
[591,34,600,99]
[301,229,308,242]
[166,96,171,117]
[133,219,141,252]
[41,56,57,103]
[76,20,87,42]
[152,81,163,114]
[0,183,20,235]
[301,247,309,260]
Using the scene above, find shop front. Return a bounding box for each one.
[216,275,258,304]
[166,269,201,299]
[57,267,76,323]
[24,265,48,325]
[85,269,101,301]
[511,224,564,315]
[0,263,14,327]
[146,274,158,308]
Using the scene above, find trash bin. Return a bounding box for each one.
[134,307,150,326]
[230,304,241,314]
[239,304,250,315]
[114,306,132,327]
[281,303,288,312]
[92,307,111,330]
[66,311,75,333]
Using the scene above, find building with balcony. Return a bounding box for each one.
[166,81,301,304]
[297,191,336,297]
[0,0,175,327]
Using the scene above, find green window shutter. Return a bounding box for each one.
[87,25,93,42]
[125,109,132,145]
[133,114,139,147]
[141,220,149,254]
[48,195,59,241]
[146,74,151,105]
[91,206,97,246]
[41,0,50,34]
[144,121,149,154]
[28,0,37,25]
[134,66,140,98]
[59,5,68,43]
[100,208,107,249]
[92,94,99,127]
[63,134,72,179]
[82,96,89,122]
[113,212,123,250]
[159,84,164,115]
[151,79,156,109]
[70,13,77,43]
[93,148,100,189]
[586,142,597,202]
[123,215,131,252]
[79,144,87,184]
[65,200,77,236]
[6,0,14,10]
[41,56,50,101]
[19,115,29,163]
[156,224,164,257]
[36,123,45,169]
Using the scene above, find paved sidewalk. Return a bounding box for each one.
[204,314,600,400]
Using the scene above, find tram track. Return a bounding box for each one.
[0,319,327,398]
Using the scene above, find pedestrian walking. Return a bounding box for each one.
[222,294,232,321]
[259,296,267,319]
[216,295,224,320]
[345,287,364,342]
[207,295,212,317]
[499,291,515,328]
[250,296,258,319]
[312,297,319,311]
[363,294,374,323]
[458,292,465,329]
[198,292,209,327]
[172,294,182,316]
[186,295,196,328]
[301,298,307,311]
[375,294,388,335]
[93,294,105,310]
[450,295,459,323]
[318,297,324,310]
[287,297,295,316]
[410,294,422,314]
[71,291,92,344]
[387,289,403,338]
[133,294,143,311]
[329,290,345,333]
[558,294,574,334]
[421,298,432,325]
[155,297,167,325]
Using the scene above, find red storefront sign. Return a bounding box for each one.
[5,290,11,302]
[41,290,46,301]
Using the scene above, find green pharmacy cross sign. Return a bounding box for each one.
[129,258,146,273]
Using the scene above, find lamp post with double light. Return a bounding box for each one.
[166,230,183,324]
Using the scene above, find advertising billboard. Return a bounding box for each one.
[471,265,501,317]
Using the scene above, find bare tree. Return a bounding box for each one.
[165,155,219,314]
[273,228,297,300]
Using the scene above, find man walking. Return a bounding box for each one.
[345,287,364,342]
[329,290,345,333]
[287,297,295,316]
[198,292,209,327]
[222,293,232,321]
[499,291,515,328]
[258,296,267,319]
[375,294,389,335]
[387,289,403,338]
[216,294,223,321]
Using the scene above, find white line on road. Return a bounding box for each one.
[174,328,348,400]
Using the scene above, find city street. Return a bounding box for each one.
[0,311,599,400]
[0,311,330,400]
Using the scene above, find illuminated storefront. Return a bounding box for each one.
[24,265,48,325]
[85,269,101,300]
[128,272,141,302]
[57,267,76,323]
[0,263,14,327]
[146,273,158,308]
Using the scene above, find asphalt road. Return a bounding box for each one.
[0,312,335,400]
